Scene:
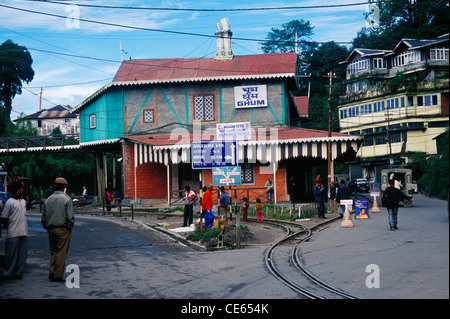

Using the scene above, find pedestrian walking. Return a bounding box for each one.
[201,184,214,229]
[255,198,263,221]
[105,188,112,214]
[182,185,197,227]
[328,181,338,213]
[336,179,351,218]
[382,179,413,231]
[264,178,274,203]
[242,197,249,223]
[219,186,229,223]
[41,177,74,282]
[1,182,28,280]
[82,187,87,201]
[313,179,326,219]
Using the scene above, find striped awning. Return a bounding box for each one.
[127,128,362,167]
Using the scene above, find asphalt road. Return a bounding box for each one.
[0,214,297,300]
[0,194,447,302]
[300,194,449,299]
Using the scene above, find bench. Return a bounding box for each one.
[103,199,134,219]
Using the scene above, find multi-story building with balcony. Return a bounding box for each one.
[338,34,449,182]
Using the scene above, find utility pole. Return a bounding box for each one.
[324,71,339,187]
[386,104,393,166]
[39,87,43,112]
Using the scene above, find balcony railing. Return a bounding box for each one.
[0,133,80,151]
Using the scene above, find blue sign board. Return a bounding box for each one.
[191,141,238,169]
[212,166,241,186]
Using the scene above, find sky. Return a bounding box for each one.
[0,0,375,121]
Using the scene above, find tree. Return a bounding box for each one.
[260,19,313,53]
[353,0,449,49]
[0,40,34,120]
[297,42,350,131]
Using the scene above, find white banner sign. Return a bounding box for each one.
[216,122,251,140]
[234,85,267,109]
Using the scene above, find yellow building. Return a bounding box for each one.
[338,34,449,182]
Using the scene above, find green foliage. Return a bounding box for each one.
[1,115,94,198]
[0,40,34,119]
[353,0,449,49]
[186,226,220,242]
[416,131,449,200]
[261,19,313,54]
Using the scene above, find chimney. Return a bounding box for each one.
[214,17,233,60]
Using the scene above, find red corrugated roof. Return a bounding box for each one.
[123,127,358,147]
[113,53,297,83]
[294,96,309,116]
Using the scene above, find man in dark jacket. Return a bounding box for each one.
[383,179,413,231]
[336,180,351,218]
[313,179,326,219]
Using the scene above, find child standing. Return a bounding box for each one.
[242,197,249,223]
[255,198,263,221]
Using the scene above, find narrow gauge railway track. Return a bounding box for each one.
[261,218,360,299]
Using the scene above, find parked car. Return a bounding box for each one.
[356,178,370,193]
[348,178,369,193]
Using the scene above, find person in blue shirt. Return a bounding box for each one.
[313,179,326,219]
[219,186,229,224]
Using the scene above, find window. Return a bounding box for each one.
[386,98,399,109]
[89,114,96,129]
[360,103,372,115]
[390,132,401,143]
[407,95,414,107]
[373,58,386,69]
[340,109,347,120]
[347,58,371,75]
[143,109,154,123]
[347,106,359,118]
[373,100,385,113]
[375,135,387,145]
[392,49,421,67]
[362,137,374,146]
[430,47,449,60]
[240,163,254,184]
[193,95,215,122]
[417,94,439,107]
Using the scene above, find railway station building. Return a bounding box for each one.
[72,20,362,206]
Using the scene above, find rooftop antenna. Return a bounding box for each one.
[119,41,130,61]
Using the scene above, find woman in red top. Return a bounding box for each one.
[201,185,214,229]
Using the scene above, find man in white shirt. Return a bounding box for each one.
[1,181,28,280]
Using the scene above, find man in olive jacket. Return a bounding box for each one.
[42,177,74,282]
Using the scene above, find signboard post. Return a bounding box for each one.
[212,167,241,186]
[191,141,238,169]
[355,199,369,219]
[216,122,251,141]
[370,191,381,213]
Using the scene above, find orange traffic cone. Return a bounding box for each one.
[341,206,354,228]
[371,198,381,213]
